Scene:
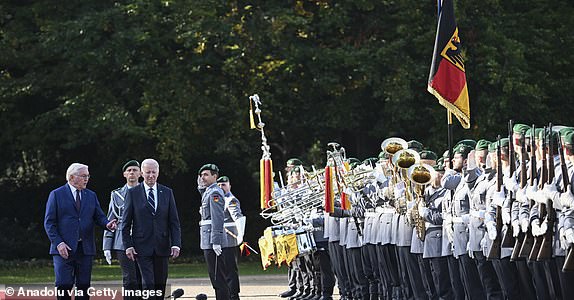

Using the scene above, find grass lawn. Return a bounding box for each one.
[0,260,287,284]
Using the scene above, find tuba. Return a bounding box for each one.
[408,163,434,241]
[391,149,420,214]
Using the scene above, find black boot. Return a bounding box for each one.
[280,289,297,298]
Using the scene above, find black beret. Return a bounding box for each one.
[198,163,219,174]
[122,160,140,172]
[217,176,230,183]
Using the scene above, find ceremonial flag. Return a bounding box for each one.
[428,0,470,129]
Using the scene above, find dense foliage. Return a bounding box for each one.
[1,0,572,259]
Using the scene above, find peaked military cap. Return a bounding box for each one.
[198,163,219,174]
[475,139,492,151]
[217,176,230,183]
[122,160,140,172]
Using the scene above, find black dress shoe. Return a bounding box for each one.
[289,291,304,300]
[280,289,297,298]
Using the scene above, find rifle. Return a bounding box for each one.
[558,136,574,271]
[487,136,503,260]
[502,120,516,247]
[519,124,536,258]
[529,126,548,261]
[538,124,556,261]
[511,135,528,261]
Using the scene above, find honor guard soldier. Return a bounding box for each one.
[197,164,230,300]
[102,160,143,299]
[217,175,246,300]
[442,140,486,299]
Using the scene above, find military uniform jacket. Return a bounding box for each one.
[484,176,512,258]
[442,169,471,257]
[467,168,495,252]
[103,184,131,251]
[422,185,446,258]
[325,215,341,242]
[199,183,226,250]
[223,192,244,247]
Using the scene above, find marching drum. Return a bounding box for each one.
[295,228,316,256]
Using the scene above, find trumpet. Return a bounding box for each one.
[408,163,434,241]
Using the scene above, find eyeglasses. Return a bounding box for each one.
[76,174,91,179]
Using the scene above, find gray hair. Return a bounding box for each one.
[141,158,159,169]
[66,163,88,181]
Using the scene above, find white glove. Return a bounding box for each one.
[235,216,246,245]
[104,250,112,265]
[560,228,568,250]
[461,214,470,225]
[539,219,548,235]
[502,207,511,225]
[445,221,454,243]
[503,173,519,193]
[531,219,542,236]
[533,189,548,204]
[486,222,497,240]
[516,188,528,203]
[526,184,538,201]
[521,218,529,233]
[565,228,574,244]
[560,188,574,208]
[197,175,206,189]
[491,189,506,207]
[485,155,492,170]
[467,242,475,259]
[212,244,222,256]
[394,182,405,199]
[512,221,520,237]
[543,181,559,205]
[467,150,477,170]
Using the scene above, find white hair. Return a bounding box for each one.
[66,163,89,181]
[141,158,159,169]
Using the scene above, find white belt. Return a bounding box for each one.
[199,220,236,227]
[365,212,379,218]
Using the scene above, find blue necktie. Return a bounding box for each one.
[147,188,156,214]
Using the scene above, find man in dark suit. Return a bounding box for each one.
[121,158,182,300]
[44,163,117,300]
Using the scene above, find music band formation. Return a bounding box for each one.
[44,159,245,300]
[260,122,574,300]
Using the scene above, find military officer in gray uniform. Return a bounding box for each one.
[197,164,229,300]
[419,158,454,300]
[217,175,246,300]
[103,160,142,300]
[442,140,486,300]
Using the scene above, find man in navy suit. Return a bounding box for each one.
[44,163,117,300]
[121,158,182,300]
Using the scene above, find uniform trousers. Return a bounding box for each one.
[377,244,401,299]
[446,255,465,300]
[348,247,369,298]
[204,248,230,300]
[417,255,436,299]
[116,250,142,300]
[457,253,485,300]
[221,246,240,299]
[328,241,350,297]
[362,244,380,296]
[314,246,336,297]
[472,251,503,299]
[491,257,522,300]
[428,256,454,300]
